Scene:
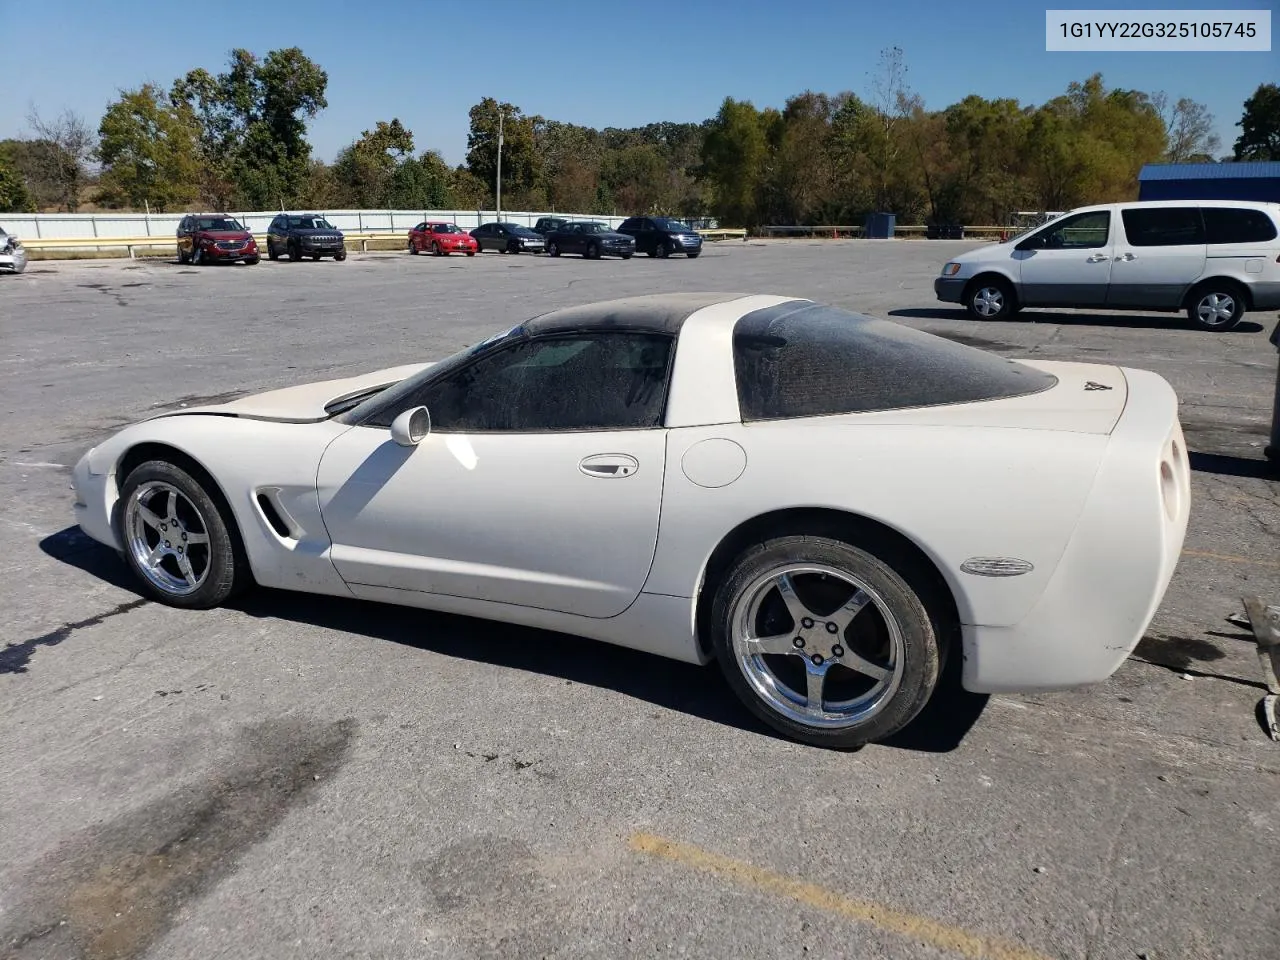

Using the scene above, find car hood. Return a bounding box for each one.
[154,362,434,424]
[198,230,254,241]
[596,231,632,242]
[293,228,344,237]
[950,240,1015,264]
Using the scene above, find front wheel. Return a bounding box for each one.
[118,460,246,609]
[335,249,347,261]
[288,242,301,262]
[243,257,259,265]
[409,239,418,255]
[687,251,700,259]
[710,535,942,749]
[1188,285,1245,332]
[431,242,442,257]
[465,251,475,257]
[268,242,279,261]
[177,245,188,264]
[586,242,599,259]
[547,241,560,257]
[964,279,1014,320]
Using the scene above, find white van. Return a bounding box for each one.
[934,200,1280,331]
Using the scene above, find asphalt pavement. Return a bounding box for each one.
[1,241,1278,960]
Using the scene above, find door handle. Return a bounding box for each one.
[1117,252,1136,261]
[1086,253,1110,262]
[579,454,639,478]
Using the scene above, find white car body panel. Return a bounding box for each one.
[72,293,1190,691]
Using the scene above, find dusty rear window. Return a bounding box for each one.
[732,302,1057,422]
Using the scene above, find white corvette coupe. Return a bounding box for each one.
[73,293,1190,748]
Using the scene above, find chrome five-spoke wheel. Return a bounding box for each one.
[712,535,942,748]
[125,480,211,596]
[731,564,904,729]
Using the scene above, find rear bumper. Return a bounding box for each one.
[961,367,1190,692]
[934,277,966,303]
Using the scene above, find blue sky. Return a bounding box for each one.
[0,0,1273,165]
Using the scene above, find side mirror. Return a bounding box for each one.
[390,406,431,447]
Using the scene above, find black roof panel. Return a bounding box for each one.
[523,292,758,336]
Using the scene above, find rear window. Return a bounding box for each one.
[1202,207,1278,244]
[1121,207,1205,246]
[732,302,1058,422]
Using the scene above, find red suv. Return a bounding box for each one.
[408,221,478,256]
[177,214,260,265]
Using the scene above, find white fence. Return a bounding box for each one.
[0,208,628,241]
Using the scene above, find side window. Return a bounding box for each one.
[1202,207,1279,244]
[370,333,673,433]
[1120,207,1205,246]
[1031,210,1110,249]
[619,218,638,230]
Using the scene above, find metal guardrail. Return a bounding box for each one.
[761,224,1011,239]
[697,228,747,240]
[20,231,412,258]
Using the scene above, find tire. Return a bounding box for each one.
[548,241,560,257]
[466,251,475,257]
[656,241,670,259]
[964,278,1014,320]
[622,253,633,260]
[409,239,418,255]
[646,246,658,258]
[687,251,700,259]
[117,460,246,609]
[192,246,203,266]
[432,242,442,257]
[177,245,188,264]
[1187,282,1246,332]
[710,535,942,749]
[335,249,346,261]
[311,253,320,261]
[244,257,259,265]
[268,242,279,261]
[586,241,599,260]
[288,242,301,262]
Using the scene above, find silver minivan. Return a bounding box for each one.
[934,200,1280,331]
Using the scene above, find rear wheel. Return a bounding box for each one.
[1188,283,1245,332]
[964,278,1014,320]
[118,460,246,609]
[711,535,942,749]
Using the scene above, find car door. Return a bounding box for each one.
[177,217,192,257]
[315,330,674,619]
[268,216,285,255]
[1014,209,1114,307]
[1107,206,1207,309]
[564,224,585,254]
[411,222,426,251]
[470,224,487,250]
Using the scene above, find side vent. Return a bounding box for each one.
[256,491,294,538]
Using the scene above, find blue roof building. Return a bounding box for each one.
[1138,161,1280,203]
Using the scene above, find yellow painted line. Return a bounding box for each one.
[628,833,1052,960]
[1182,548,1280,569]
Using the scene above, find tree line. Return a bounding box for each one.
[1,45,1276,227]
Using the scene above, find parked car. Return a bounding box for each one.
[533,216,570,236]
[177,214,259,266]
[266,214,346,262]
[0,226,26,274]
[72,293,1190,749]
[935,200,1280,331]
[409,221,478,256]
[616,216,703,258]
[471,222,546,254]
[544,221,635,259]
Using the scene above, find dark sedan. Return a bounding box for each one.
[544,221,635,260]
[471,222,546,254]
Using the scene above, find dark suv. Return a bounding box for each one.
[533,216,571,236]
[266,214,347,261]
[616,217,703,259]
[177,214,259,265]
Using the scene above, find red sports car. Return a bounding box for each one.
[408,222,478,256]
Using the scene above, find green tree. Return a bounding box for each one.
[701,97,772,227]
[332,118,415,207]
[0,150,35,212]
[387,151,454,209]
[24,108,96,211]
[96,84,201,211]
[1233,83,1280,160]
[466,98,542,207]
[171,47,328,209]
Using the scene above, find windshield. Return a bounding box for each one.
[506,225,538,237]
[197,218,245,231]
[430,223,463,233]
[582,223,610,234]
[289,216,334,230]
[337,324,529,424]
[654,218,693,232]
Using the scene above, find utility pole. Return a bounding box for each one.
[496,108,505,221]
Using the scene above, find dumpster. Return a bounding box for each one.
[863,212,896,239]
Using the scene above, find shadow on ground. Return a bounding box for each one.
[1188,451,1278,480]
[37,527,988,754]
[888,307,1264,334]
